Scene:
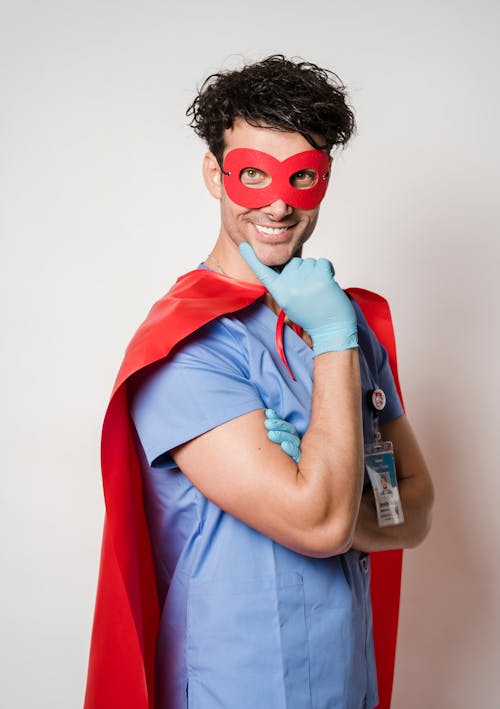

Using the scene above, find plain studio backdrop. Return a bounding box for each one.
[1,1,499,707]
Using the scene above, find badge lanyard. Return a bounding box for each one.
[365,388,405,527]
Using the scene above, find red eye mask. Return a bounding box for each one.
[222,148,331,209]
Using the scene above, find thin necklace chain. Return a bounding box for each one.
[207,253,311,346]
[205,253,229,276]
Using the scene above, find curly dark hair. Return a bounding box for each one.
[186,55,356,165]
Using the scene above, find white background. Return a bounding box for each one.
[1,1,499,707]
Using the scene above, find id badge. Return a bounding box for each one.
[365,440,404,527]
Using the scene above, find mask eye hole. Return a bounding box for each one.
[290,169,319,190]
[239,167,271,189]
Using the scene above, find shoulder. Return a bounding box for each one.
[348,288,394,369]
[176,302,265,365]
[128,303,266,467]
[352,299,383,359]
[130,301,267,398]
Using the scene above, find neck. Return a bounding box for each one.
[205,253,229,276]
[204,241,281,315]
[205,233,261,284]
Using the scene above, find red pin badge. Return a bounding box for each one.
[371,388,386,411]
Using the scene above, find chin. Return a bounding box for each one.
[253,242,301,268]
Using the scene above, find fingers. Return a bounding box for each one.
[281,440,301,464]
[267,429,300,446]
[265,409,298,436]
[267,429,301,463]
[316,258,335,277]
[239,243,279,288]
[264,417,298,435]
[264,409,302,463]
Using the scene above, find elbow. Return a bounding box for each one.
[403,482,434,549]
[406,509,433,549]
[299,517,357,559]
[290,469,363,558]
[407,480,435,549]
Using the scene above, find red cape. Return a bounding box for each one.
[84,270,404,709]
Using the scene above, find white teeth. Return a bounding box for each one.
[255,225,288,235]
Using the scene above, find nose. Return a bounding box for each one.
[262,199,294,221]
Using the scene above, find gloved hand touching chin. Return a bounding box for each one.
[240,243,358,355]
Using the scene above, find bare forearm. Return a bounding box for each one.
[295,349,365,551]
[350,416,434,551]
[352,471,434,552]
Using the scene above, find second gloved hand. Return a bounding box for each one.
[264,409,302,463]
[240,243,358,355]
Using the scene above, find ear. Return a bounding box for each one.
[326,154,334,189]
[203,152,223,200]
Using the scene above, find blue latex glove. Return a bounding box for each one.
[264,409,302,463]
[240,243,358,354]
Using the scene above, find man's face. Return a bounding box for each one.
[206,118,330,268]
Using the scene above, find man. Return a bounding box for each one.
[85,56,433,709]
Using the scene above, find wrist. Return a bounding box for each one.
[309,326,358,356]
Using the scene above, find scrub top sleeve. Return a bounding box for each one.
[128,323,264,468]
[375,341,404,423]
[353,300,404,424]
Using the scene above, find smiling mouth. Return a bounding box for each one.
[254,224,292,235]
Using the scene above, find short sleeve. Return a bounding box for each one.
[354,301,404,424]
[128,318,264,468]
[374,341,404,423]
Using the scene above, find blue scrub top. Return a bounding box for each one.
[129,292,403,709]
